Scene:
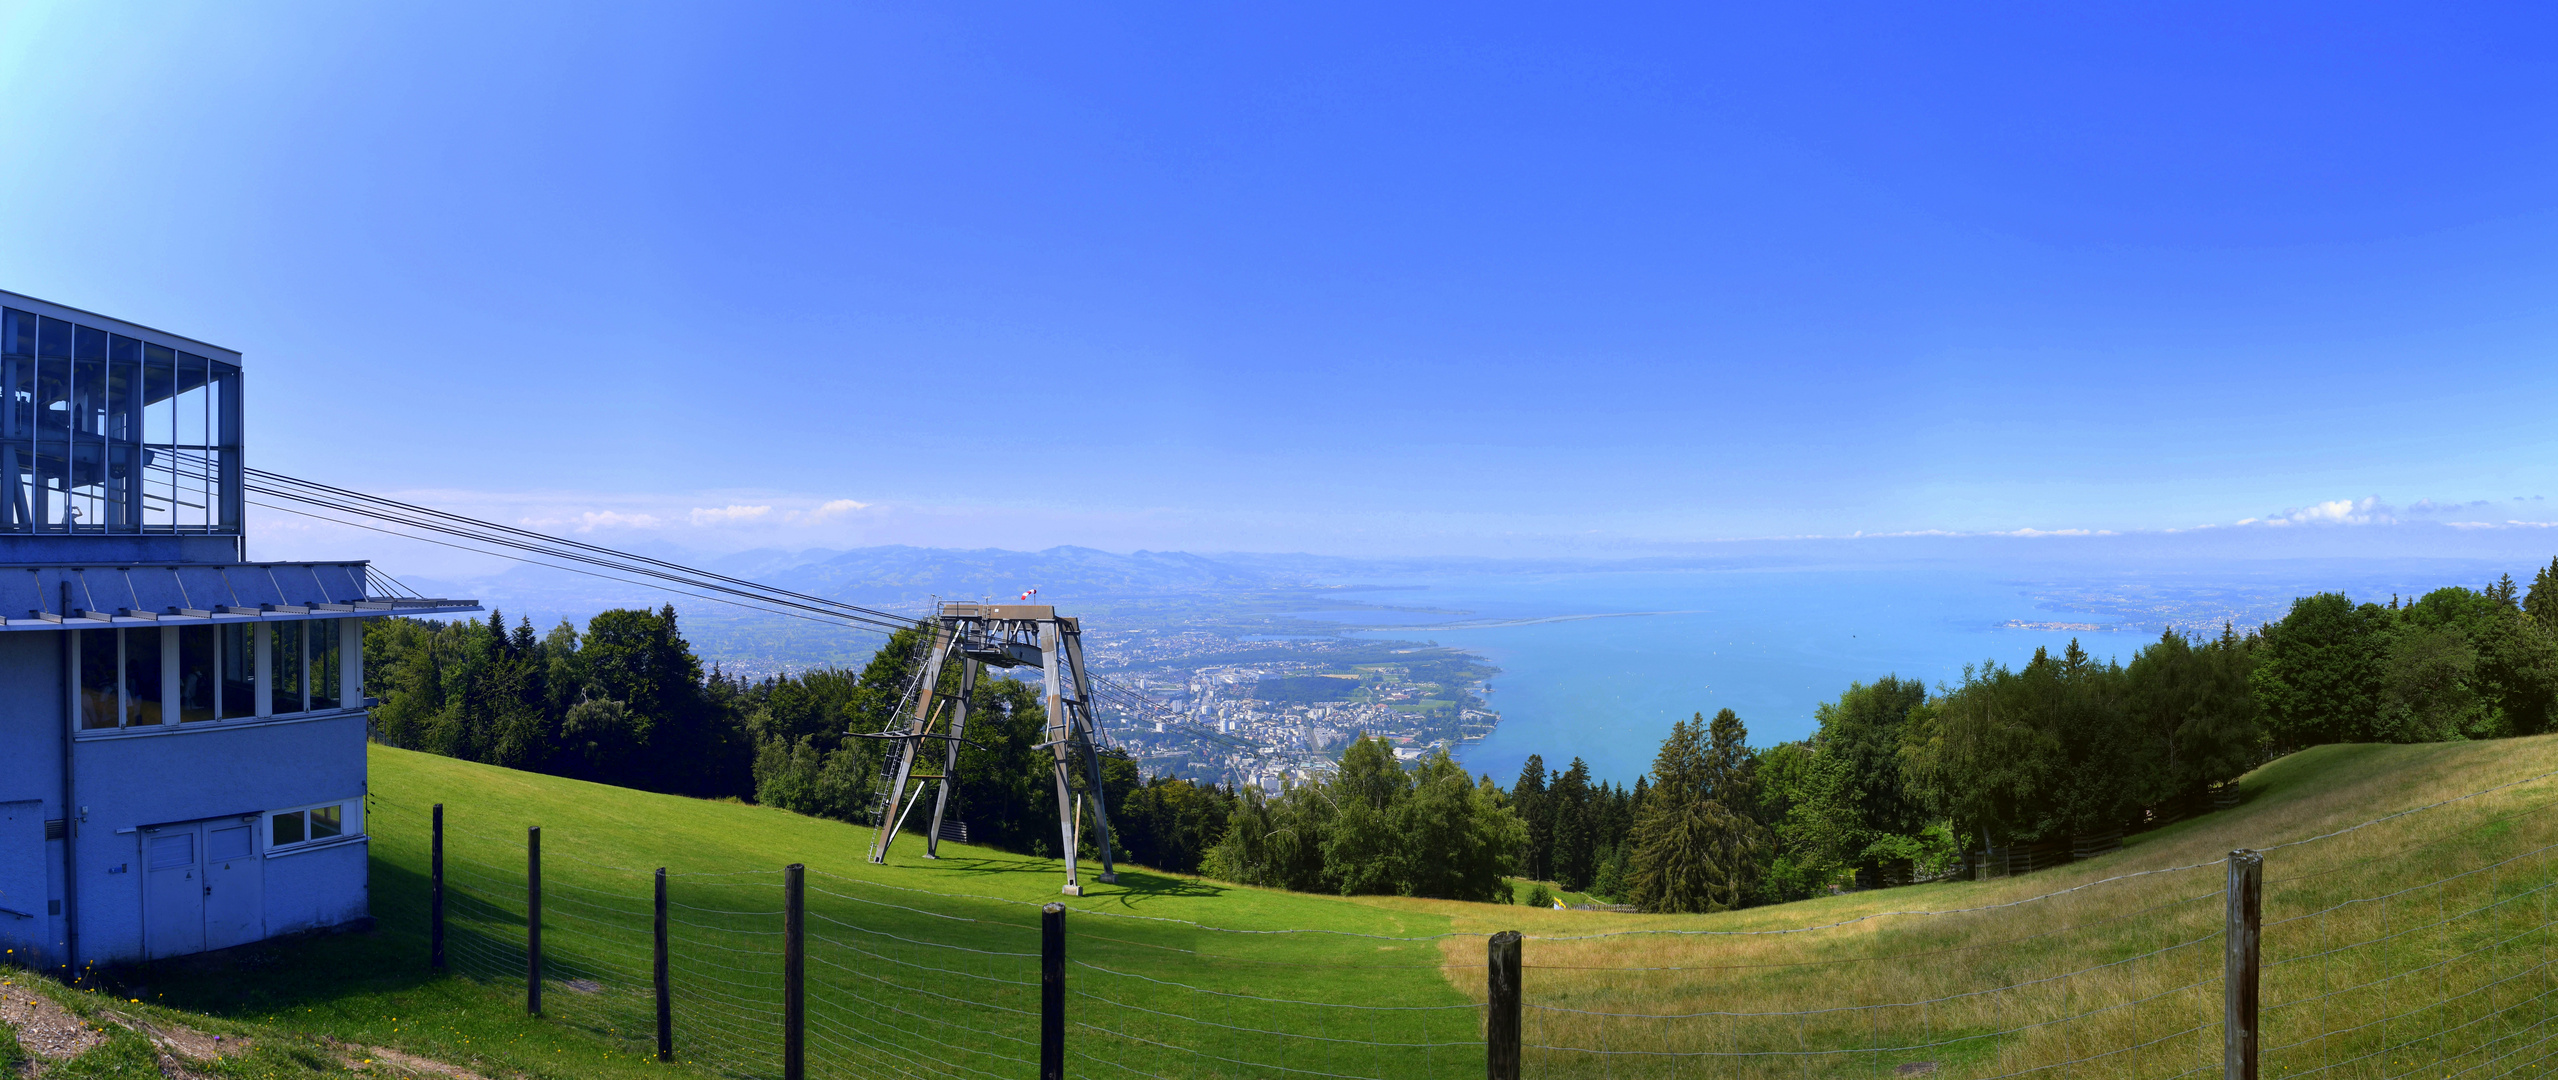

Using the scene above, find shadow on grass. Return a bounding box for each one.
[918,851,1230,905]
[86,858,512,1018]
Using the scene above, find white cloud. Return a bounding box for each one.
[2260,497,2392,527]
[689,505,775,526]
[564,510,664,532]
[802,498,869,522]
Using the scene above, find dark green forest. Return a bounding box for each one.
[364,612,1236,874]
[365,560,2558,913]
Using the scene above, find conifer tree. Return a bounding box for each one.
[1512,755,1551,881]
[1629,710,1766,913]
[1550,757,1596,890]
[2529,558,2558,630]
[1700,708,1765,906]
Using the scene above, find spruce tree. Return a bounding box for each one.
[1550,758,1596,890]
[1629,710,1766,913]
[2528,558,2558,630]
[1513,755,1552,881]
[1628,716,1709,912]
[1699,708,1765,907]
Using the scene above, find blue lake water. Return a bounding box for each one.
[1310,564,2160,786]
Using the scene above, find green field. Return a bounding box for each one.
[28,737,2558,1079]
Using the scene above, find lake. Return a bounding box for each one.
[1302,552,2515,785]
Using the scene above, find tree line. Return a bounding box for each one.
[365,612,1238,874]
[365,560,2558,913]
[1571,563,2558,911]
[1203,735,1523,902]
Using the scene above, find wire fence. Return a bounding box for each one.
[360,763,2558,1080]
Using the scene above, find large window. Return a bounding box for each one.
[0,306,240,535]
[308,619,340,712]
[73,621,359,732]
[178,625,217,722]
[123,625,161,726]
[272,622,305,714]
[218,623,255,719]
[77,628,117,729]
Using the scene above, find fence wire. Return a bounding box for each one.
[359,758,2558,1080]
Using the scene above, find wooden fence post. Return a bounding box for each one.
[527,826,542,1017]
[656,867,672,1062]
[785,863,805,1080]
[1042,902,1066,1080]
[1489,930,1522,1080]
[2226,849,2263,1080]
[429,804,444,973]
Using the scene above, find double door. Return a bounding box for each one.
[143,817,263,958]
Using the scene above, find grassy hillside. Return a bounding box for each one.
[63,737,2558,1079]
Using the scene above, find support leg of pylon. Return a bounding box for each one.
[924,659,978,860]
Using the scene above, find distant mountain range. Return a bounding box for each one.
[707,545,1310,602]
[392,546,1376,675]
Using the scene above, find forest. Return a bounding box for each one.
[363,611,1237,874]
[364,559,2558,913]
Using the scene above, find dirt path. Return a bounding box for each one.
[0,981,106,1066]
[4,976,499,1080]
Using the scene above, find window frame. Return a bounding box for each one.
[264,799,363,854]
[71,617,366,735]
[1,303,242,536]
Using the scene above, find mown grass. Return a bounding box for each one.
[45,737,2558,1080]
[349,745,1484,1080]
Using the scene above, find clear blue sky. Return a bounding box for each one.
[7,2,2558,560]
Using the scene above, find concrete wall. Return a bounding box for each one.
[263,839,369,936]
[5,614,376,967]
[70,710,370,964]
[0,632,65,966]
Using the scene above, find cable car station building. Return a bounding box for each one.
[0,288,476,970]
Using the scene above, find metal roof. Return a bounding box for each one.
[0,561,479,629]
[0,288,241,361]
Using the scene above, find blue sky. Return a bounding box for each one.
[6,2,2558,561]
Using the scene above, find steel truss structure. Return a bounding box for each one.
[863,603,1118,894]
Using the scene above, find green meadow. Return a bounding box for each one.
[22,736,2558,1079]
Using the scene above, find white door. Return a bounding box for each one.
[144,827,205,958]
[203,822,263,950]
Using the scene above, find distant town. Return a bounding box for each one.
[1078,630,1502,792]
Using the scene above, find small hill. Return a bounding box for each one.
[58,736,2558,1078]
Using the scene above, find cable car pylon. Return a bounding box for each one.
[859,602,1117,894]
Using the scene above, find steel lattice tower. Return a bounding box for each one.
[862,603,1118,894]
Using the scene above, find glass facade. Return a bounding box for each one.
[308,619,341,711]
[123,625,162,726]
[0,306,241,535]
[77,628,117,729]
[178,625,217,722]
[72,621,356,731]
[272,622,304,713]
[219,623,256,719]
